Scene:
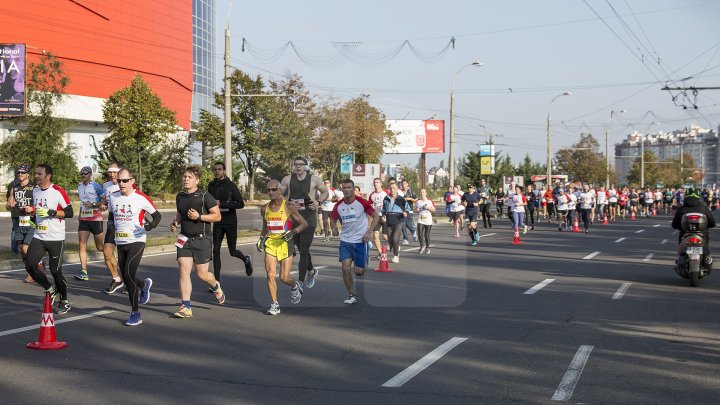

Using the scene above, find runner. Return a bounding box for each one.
[461,183,481,245]
[663,187,674,215]
[99,163,123,294]
[578,184,595,233]
[74,166,105,282]
[24,164,74,314]
[448,185,464,238]
[543,186,555,224]
[444,186,454,223]
[525,184,537,231]
[567,187,578,229]
[643,187,654,217]
[7,164,44,283]
[368,178,388,256]
[415,188,436,254]
[653,188,663,215]
[607,184,618,221]
[512,185,527,234]
[595,186,607,222]
[330,179,378,305]
[556,188,569,231]
[208,161,253,281]
[257,179,308,315]
[320,179,340,243]
[169,165,225,319]
[279,156,329,289]
[399,179,418,244]
[381,183,408,263]
[494,188,505,218]
[629,188,639,218]
[108,168,161,326]
[477,178,492,228]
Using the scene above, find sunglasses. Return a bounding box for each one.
[266,187,279,192]
[18,171,28,174]
[118,178,134,183]
[80,172,90,175]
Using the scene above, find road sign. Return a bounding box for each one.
[340,153,353,174]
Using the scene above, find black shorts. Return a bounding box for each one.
[177,235,212,264]
[609,202,617,207]
[104,223,116,245]
[466,211,479,223]
[78,220,103,235]
[449,211,461,221]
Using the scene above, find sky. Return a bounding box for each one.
[214,0,720,171]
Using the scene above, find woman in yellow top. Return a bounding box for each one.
[258,179,308,315]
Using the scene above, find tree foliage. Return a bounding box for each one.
[0,52,79,189]
[554,133,607,185]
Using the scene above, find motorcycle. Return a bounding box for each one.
[675,213,712,286]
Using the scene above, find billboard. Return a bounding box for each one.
[0,43,26,116]
[384,119,445,154]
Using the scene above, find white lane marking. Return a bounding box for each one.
[477,233,497,238]
[614,237,626,243]
[398,245,435,252]
[523,279,555,295]
[635,229,645,234]
[0,310,115,337]
[552,345,594,401]
[673,230,679,235]
[661,239,668,244]
[653,224,661,228]
[612,283,632,300]
[643,253,654,262]
[382,337,468,388]
[583,251,601,260]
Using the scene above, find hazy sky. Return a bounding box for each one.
[215,0,720,170]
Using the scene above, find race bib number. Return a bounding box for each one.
[36,223,49,234]
[267,220,285,234]
[115,231,131,241]
[175,234,189,248]
[420,211,431,221]
[19,215,31,227]
[80,207,95,218]
[291,199,306,211]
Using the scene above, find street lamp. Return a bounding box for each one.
[605,109,625,188]
[223,1,234,177]
[701,144,717,186]
[449,61,483,187]
[546,91,572,187]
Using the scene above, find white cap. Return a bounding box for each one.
[108,167,120,172]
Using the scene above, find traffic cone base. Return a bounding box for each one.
[511,227,523,245]
[27,292,67,350]
[572,218,581,232]
[630,211,636,220]
[375,245,393,272]
[602,216,608,225]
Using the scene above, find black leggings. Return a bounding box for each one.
[25,239,67,300]
[580,208,591,230]
[386,223,402,255]
[213,223,247,280]
[479,204,492,227]
[295,228,315,282]
[527,207,536,226]
[417,223,432,248]
[118,242,146,312]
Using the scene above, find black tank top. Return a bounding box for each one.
[289,173,316,226]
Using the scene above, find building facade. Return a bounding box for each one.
[189,0,217,163]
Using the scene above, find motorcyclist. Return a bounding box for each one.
[672,187,716,270]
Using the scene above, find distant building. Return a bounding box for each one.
[427,166,447,185]
[614,125,718,185]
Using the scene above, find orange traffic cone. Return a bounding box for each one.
[375,245,393,272]
[602,215,608,225]
[572,216,581,232]
[27,292,67,350]
[630,210,636,220]
[652,208,657,216]
[511,226,523,245]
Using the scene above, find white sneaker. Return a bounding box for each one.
[419,246,426,254]
[305,268,318,289]
[425,248,431,255]
[267,302,280,315]
[344,294,357,305]
[523,225,528,235]
[290,282,303,304]
[391,255,400,263]
[401,239,409,245]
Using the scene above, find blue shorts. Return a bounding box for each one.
[339,241,368,269]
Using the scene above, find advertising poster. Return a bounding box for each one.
[0,43,26,116]
[384,120,445,154]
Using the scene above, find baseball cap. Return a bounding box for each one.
[16,163,30,173]
[80,166,92,174]
[108,166,120,173]
[583,185,589,191]
[466,183,475,188]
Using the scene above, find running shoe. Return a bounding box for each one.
[471,241,478,246]
[267,302,281,315]
[391,255,400,263]
[213,283,226,305]
[401,239,409,245]
[57,300,71,314]
[419,246,426,254]
[412,232,418,242]
[425,248,431,255]
[454,233,460,238]
[305,267,318,289]
[244,255,253,276]
[523,225,528,235]
[46,285,58,304]
[344,294,357,305]
[290,282,303,304]
[124,311,142,326]
[74,269,89,281]
[140,278,153,305]
[24,274,35,283]
[173,305,193,318]
[322,236,330,243]
[104,280,125,294]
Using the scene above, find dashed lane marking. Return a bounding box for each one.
[612,283,632,299]
[523,279,555,295]
[382,337,468,388]
[551,345,594,401]
[653,224,661,228]
[661,239,668,244]
[635,229,645,234]
[614,237,626,243]
[583,251,601,260]
[643,253,654,262]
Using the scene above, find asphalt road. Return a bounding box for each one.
[1,212,719,404]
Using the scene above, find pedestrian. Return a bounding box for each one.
[525,184,537,230]
[512,185,527,234]
[208,162,253,281]
[7,164,43,283]
[399,179,418,244]
[74,166,105,282]
[258,179,308,315]
[330,179,378,304]
[24,164,74,314]
[477,178,492,228]
[6,169,20,255]
[415,188,436,254]
[368,178,389,256]
[448,185,463,238]
[279,156,329,289]
[381,183,408,263]
[462,183,481,245]
[578,184,595,233]
[108,168,161,326]
[99,163,124,294]
[169,165,225,319]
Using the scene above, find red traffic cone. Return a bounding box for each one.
[375,245,393,272]
[572,217,581,232]
[630,211,636,220]
[652,208,657,216]
[27,292,67,350]
[602,215,608,225]
[511,226,523,245]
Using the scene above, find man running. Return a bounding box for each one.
[24,164,74,314]
[169,166,225,319]
[556,188,569,231]
[74,166,105,282]
[108,168,161,326]
[280,156,329,290]
[258,179,308,315]
[7,164,43,283]
[320,179,341,242]
[578,185,595,233]
[208,162,253,281]
[99,164,123,294]
[399,179,417,244]
[330,179,378,305]
[368,178,388,256]
[461,183,481,246]
[477,178,492,228]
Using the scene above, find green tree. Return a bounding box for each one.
[626,151,661,188]
[554,133,607,185]
[99,74,179,193]
[0,52,78,189]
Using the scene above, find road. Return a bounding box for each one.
[1,212,719,404]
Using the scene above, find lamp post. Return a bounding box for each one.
[223,1,234,177]
[605,109,625,189]
[701,144,717,187]
[449,61,483,188]
[546,91,572,187]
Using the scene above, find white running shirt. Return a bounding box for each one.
[108,190,157,244]
[330,197,375,243]
[33,184,71,241]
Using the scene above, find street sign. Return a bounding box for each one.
[480,156,495,174]
[352,164,366,177]
[340,153,353,174]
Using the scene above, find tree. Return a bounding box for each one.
[626,151,661,188]
[0,52,79,189]
[100,74,178,192]
[554,133,607,185]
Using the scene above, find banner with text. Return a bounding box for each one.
[0,43,26,116]
[384,119,445,154]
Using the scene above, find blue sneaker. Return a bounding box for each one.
[471,241,478,246]
[124,311,142,326]
[140,278,152,305]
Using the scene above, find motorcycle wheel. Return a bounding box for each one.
[689,260,701,287]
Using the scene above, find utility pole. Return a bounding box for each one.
[223,18,232,179]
